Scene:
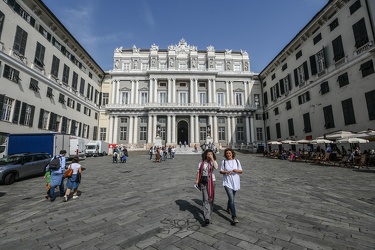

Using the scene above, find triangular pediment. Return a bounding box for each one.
[216,88,226,92]
[119,87,131,91]
[234,88,244,92]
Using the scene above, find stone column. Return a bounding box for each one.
[250,115,255,143]
[154,78,158,104]
[147,115,153,143]
[244,81,248,105]
[231,116,236,144]
[128,116,134,144]
[246,115,251,143]
[195,115,200,144]
[135,80,139,104]
[195,79,199,105]
[190,79,194,104]
[225,81,230,106]
[111,80,116,104]
[168,78,172,103]
[116,80,120,104]
[153,115,157,139]
[227,116,232,145]
[230,81,234,105]
[131,80,135,104]
[149,79,153,103]
[208,115,213,136]
[213,116,218,144]
[208,79,212,103]
[133,116,138,144]
[172,115,176,144]
[212,79,217,104]
[113,116,118,144]
[190,115,194,145]
[172,79,176,103]
[109,116,114,143]
[167,115,172,144]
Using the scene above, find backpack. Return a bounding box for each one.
[49,156,61,170]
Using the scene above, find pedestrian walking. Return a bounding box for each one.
[63,157,83,202]
[48,149,67,202]
[219,148,243,224]
[171,146,176,159]
[149,146,153,160]
[195,149,218,225]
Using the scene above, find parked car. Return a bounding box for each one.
[0,153,51,185]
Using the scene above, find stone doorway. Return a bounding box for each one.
[177,120,188,146]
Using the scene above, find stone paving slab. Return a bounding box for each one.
[0,151,374,249]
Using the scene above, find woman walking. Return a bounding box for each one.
[63,157,83,202]
[220,148,243,224]
[195,149,218,225]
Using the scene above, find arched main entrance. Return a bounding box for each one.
[177,120,188,145]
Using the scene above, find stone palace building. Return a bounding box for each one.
[99,39,264,149]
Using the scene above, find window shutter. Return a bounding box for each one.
[61,116,67,133]
[70,120,76,134]
[310,55,317,75]
[279,79,285,94]
[303,61,309,81]
[322,47,327,69]
[19,102,27,125]
[78,122,82,136]
[48,112,55,131]
[12,100,21,124]
[294,69,299,86]
[263,92,268,105]
[3,64,10,78]
[29,105,35,127]
[298,96,302,105]
[38,108,44,128]
[306,91,310,101]
[0,94,5,119]
[276,84,280,97]
[87,126,90,138]
[287,74,292,91]
[353,18,368,48]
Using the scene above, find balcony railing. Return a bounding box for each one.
[106,102,258,110]
[354,41,373,57]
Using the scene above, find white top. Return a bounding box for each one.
[220,159,242,191]
[197,161,217,181]
[67,163,81,174]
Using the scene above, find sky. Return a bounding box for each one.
[42,0,328,73]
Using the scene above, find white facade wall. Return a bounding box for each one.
[0,0,104,142]
[100,39,264,150]
[260,0,375,149]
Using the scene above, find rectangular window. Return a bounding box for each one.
[13,26,28,56]
[320,81,329,95]
[120,117,128,123]
[79,78,85,95]
[218,127,225,141]
[51,55,60,79]
[365,90,375,120]
[76,103,81,112]
[120,127,127,140]
[294,61,309,86]
[179,92,187,104]
[263,91,268,105]
[323,105,335,129]
[159,92,167,104]
[286,101,291,110]
[276,123,281,139]
[29,78,39,92]
[256,114,262,120]
[235,93,243,105]
[329,18,339,31]
[140,92,148,104]
[236,127,244,141]
[266,126,271,140]
[3,64,21,83]
[298,92,310,105]
[199,92,207,104]
[332,36,345,62]
[342,98,356,125]
[67,98,75,108]
[313,33,322,45]
[200,127,207,140]
[256,128,263,141]
[254,94,260,107]
[100,128,107,141]
[274,107,279,115]
[72,71,78,90]
[237,117,243,124]
[233,63,241,71]
[303,113,312,133]
[360,60,374,78]
[142,63,149,70]
[102,93,109,105]
[34,42,45,69]
[350,0,361,15]
[0,11,5,39]
[281,63,287,71]
[353,18,369,49]
[62,64,70,84]
[46,87,54,98]
[288,118,295,136]
[271,73,276,80]
[217,93,225,106]
[0,97,13,121]
[121,92,129,104]
[179,62,187,70]
[58,94,65,104]
[296,50,302,60]
[338,72,349,87]
[124,63,130,70]
[139,127,147,141]
[42,110,49,129]
[20,104,33,127]
[310,48,327,76]
[39,25,52,41]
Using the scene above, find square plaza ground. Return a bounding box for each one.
[0,151,374,249]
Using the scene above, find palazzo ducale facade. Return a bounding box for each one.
[100,39,264,149]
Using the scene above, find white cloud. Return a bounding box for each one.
[141,0,155,27]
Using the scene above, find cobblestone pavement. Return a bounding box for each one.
[0,151,374,250]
